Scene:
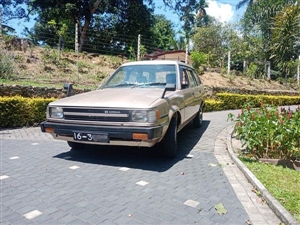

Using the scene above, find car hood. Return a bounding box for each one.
[50,88,166,108]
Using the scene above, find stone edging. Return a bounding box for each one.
[226,127,300,225]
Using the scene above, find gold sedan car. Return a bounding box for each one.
[41,60,205,157]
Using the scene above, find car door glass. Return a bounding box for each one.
[191,70,201,85]
[181,69,189,89]
[187,70,197,87]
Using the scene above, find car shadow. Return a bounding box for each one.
[53,120,210,172]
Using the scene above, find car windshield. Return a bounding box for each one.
[101,64,177,89]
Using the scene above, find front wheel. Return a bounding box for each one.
[163,116,178,158]
[193,106,203,128]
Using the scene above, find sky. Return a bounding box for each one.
[154,0,246,27]
[5,0,247,37]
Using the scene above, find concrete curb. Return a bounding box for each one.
[226,127,300,225]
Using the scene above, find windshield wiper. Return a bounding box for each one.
[131,82,167,89]
[104,83,136,88]
[148,82,166,86]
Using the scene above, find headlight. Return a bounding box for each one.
[131,110,159,123]
[49,107,64,119]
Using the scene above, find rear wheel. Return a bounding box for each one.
[163,116,178,158]
[193,105,203,128]
[67,141,85,150]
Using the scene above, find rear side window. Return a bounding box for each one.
[180,66,200,88]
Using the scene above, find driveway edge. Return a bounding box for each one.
[226,127,300,225]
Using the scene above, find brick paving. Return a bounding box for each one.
[0,110,281,224]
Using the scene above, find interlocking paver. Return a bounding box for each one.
[0,110,283,224]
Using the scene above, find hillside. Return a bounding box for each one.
[0,45,298,91]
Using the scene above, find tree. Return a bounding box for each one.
[236,0,254,10]
[192,21,227,67]
[241,0,299,76]
[4,0,210,53]
[175,0,209,32]
[0,0,32,24]
[151,15,176,51]
[28,0,155,55]
[270,3,300,78]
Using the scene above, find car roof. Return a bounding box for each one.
[120,60,192,68]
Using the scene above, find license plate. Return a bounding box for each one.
[73,132,109,143]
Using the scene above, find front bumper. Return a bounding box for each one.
[40,121,164,147]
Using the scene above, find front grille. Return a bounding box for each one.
[63,108,130,122]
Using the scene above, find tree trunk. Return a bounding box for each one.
[78,0,102,52]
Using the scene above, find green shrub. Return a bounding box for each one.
[191,51,207,72]
[204,99,224,112]
[0,52,14,79]
[246,62,257,79]
[0,96,55,128]
[216,93,300,110]
[228,102,300,160]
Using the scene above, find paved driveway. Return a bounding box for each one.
[0,110,275,225]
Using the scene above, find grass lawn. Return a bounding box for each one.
[239,157,300,223]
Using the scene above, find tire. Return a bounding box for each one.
[67,141,85,150]
[163,116,178,158]
[193,105,203,128]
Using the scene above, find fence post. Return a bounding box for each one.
[265,61,271,79]
[227,51,231,75]
[297,55,300,86]
[75,23,78,52]
[137,34,141,61]
[0,8,2,39]
[75,23,79,82]
[185,44,188,64]
[243,60,247,75]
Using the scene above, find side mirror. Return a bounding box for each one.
[63,83,73,97]
[161,83,176,98]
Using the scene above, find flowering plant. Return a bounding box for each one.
[228,102,300,160]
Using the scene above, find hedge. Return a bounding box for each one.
[0,96,55,128]
[216,93,300,110]
[1,93,300,128]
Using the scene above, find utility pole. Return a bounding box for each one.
[137,34,141,61]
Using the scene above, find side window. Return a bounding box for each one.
[182,70,189,86]
[180,66,199,89]
[186,70,197,87]
[192,70,201,85]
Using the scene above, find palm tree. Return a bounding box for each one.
[236,0,254,10]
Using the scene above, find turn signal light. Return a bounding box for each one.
[45,127,54,133]
[132,133,148,140]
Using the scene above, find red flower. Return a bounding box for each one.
[267,113,270,119]
[275,111,279,118]
[280,119,284,125]
[247,106,250,111]
[251,114,255,121]
[287,112,293,120]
